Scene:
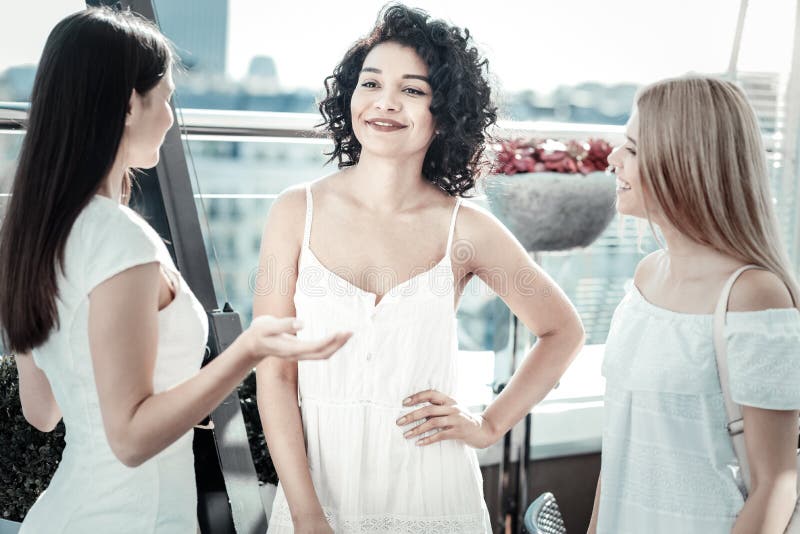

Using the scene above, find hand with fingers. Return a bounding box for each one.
[243,315,352,364]
[396,389,498,449]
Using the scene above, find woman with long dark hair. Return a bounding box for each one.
[254,4,584,533]
[0,8,350,532]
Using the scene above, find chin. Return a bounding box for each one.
[615,196,639,218]
[363,139,429,161]
[134,154,161,170]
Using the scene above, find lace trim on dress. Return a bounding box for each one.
[269,498,488,534]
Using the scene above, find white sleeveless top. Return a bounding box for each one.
[21,195,207,533]
[267,184,492,533]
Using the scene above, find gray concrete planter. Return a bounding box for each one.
[484,171,616,252]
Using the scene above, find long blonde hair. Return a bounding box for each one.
[636,76,800,307]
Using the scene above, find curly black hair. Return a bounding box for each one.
[318,3,497,197]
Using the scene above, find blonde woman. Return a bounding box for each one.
[588,77,799,534]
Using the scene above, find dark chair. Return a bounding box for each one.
[523,492,567,534]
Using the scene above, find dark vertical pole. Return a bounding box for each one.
[517,412,532,531]
[497,314,519,534]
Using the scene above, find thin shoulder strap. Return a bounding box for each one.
[445,198,463,258]
[712,264,762,492]
[303,183,313,249]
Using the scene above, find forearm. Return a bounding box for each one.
[259,367,324,521]
[15,353,61,431]
[482,330,583,441]
[732,477,798,534]
[113,336,256,466]
[587,474,601,534]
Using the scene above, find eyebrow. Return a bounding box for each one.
[360,67,430,83]
[626,135,637,145]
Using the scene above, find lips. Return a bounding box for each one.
[616,178,631,191]
[365,118,407,132]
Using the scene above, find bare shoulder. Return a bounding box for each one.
[270,183,307,216]
[454,199,530,273]
[633,250,664,287]
[728,268,795,312]
[456,199,511,241]
[308,169,352,199]
[260,183,309,253]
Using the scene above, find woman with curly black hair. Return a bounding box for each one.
[255,4,585,533]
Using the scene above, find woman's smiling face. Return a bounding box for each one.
[350,41,436,161]
[608,111,654,219]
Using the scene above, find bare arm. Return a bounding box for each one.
[587,475,600,534]
[15,352,61,432]
[401,204,585,447]
[731,407,798,533]
[475,205,585,442]
[730,270,799,533]
[89,261,348,468]
[254,188,330,528]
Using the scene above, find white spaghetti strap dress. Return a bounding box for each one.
[267,183,492,533]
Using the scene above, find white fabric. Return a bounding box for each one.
[20,195,208,534]
[267,184,492,533]
[598,286,800,534]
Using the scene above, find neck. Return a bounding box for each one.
[96,156,128,203]
[347,150,432,211]
[657,221,737,279]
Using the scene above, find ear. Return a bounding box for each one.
[125,88,140,127]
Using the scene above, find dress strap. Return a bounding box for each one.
[303,183,313,249]
[445,198,463,258]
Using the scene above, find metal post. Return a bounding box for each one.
[496,313,519,534]
[786,0,800,265]
[517,411,532,531]
[727,0,749,78]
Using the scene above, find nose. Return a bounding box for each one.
[374,89,401,112]
[607,145,622,168]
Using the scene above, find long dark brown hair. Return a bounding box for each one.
[0,7,172,353]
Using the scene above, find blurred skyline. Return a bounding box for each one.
[1,0,797,94]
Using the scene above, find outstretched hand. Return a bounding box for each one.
[245,316,352,363]
[396,389,497,449]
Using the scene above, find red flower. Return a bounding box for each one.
[491,137,613,176]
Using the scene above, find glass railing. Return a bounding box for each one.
[0,107,794,390]
[1,106,796,461]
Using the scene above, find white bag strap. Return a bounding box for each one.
[712,264,763,493]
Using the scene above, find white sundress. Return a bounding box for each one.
[267,184,492,533]
[599,285,800,534]
[20,195,208,533]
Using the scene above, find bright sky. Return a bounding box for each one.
[2,0,797,93]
